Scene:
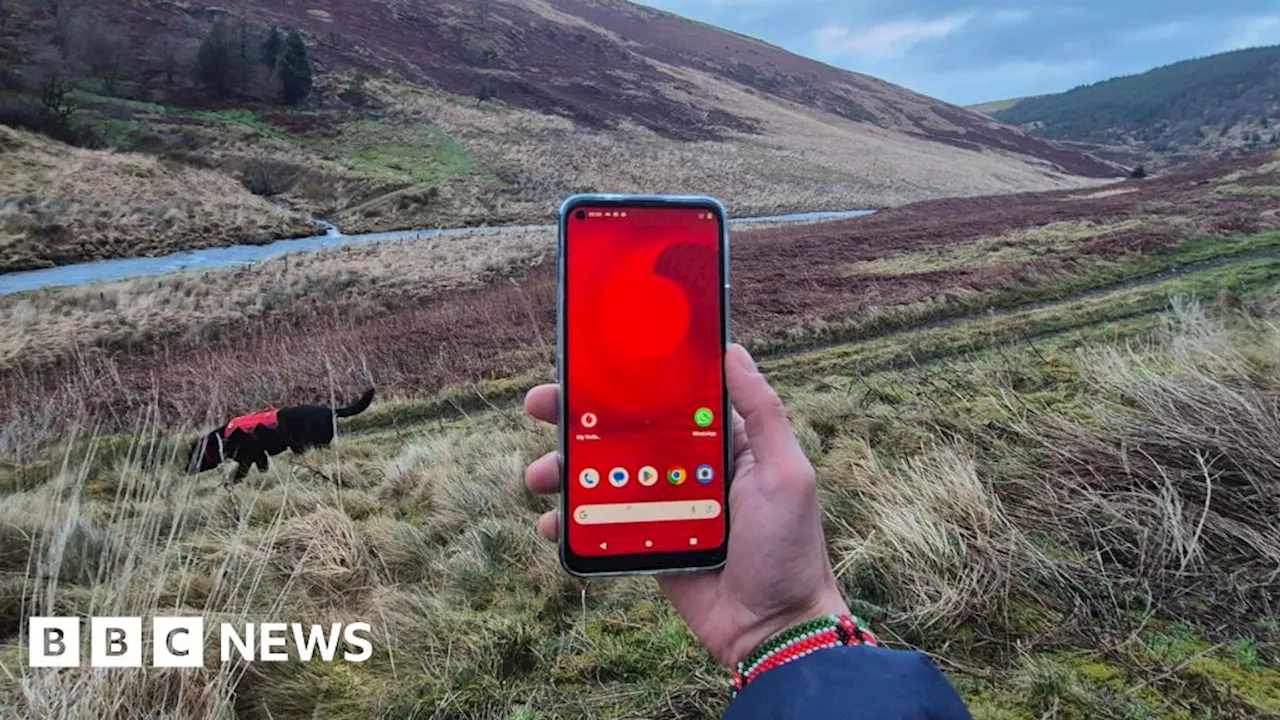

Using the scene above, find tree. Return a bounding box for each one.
[475,77,497,105]
[233,18,252,89]
[151,36,182,89]
[78,25,130,94]
[1129,165,1147,179]
[261,25,283,71]
[50,1,80,59]
[18,45,82,140]
[195,21,235,97]
[278,29,313,105]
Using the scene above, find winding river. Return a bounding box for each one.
[0,209,875,296]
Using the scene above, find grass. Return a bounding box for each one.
[750,227,1280,358]
[1214,184,1280,197]
[322,121,479,186]
[0,126,318,273]
[765,251,1280,384]
[3,288,1280,717]
[1,148,1278,718]
[0,226,554,368]
[839,219,1151,276]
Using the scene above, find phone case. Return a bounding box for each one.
[555,193,734,578]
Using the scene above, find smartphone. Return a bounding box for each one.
[556,194,732,577]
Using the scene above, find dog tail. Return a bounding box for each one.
[334,388,376,418]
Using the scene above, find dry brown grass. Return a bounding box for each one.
[824,439,1058,629]
[792,298,1280,650]
[1007,300,1280,595]
[0,406,689,718]
[0,227,554,369]
[3,293,1280,717]
[363,75,1107,234]
[0,127,317,273]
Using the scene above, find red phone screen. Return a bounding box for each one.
[563,204,728,560]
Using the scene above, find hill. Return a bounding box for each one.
[989,45,1280,167]
[0,0,1120,271]
[965,94,1041,115]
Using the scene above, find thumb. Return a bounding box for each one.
[725,344,808,471]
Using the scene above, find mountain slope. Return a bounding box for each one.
[989,45,1280,166]
[0,0,1120,270]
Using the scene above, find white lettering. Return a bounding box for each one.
[220,623,254,662]
[292,624,342,662]
[259,623,289,661]
[343,623,373,662]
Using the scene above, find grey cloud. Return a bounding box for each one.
[637,0,1280,103]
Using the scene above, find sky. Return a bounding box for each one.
[634,0,1280,105]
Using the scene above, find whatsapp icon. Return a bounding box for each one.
[693,407,715,428]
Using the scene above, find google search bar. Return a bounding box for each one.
[572,500,723,525]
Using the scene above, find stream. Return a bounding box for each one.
[0,209,875,296]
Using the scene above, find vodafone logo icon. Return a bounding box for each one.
[581,412,598,428]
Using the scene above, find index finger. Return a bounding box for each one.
[524,384,558,425]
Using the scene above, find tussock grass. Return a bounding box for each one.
[0,403,723,718]
[0,127,316,273]
[775,296,1280,715]
[5,294,1279,717]
[1007,300,1280,598]
[824,441,1059,630]
[0,227,554,368]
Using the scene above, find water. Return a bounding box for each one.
[0,209,875,296]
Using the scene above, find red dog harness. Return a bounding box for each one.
[224,407,279,437]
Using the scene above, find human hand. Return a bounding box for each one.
[522,343,849,667]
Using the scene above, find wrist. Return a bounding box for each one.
[725,589,851,669]
[729,609,880,697]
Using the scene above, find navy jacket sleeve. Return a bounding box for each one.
[722,645,973,719]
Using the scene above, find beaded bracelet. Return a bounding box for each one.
[730,613,879,696]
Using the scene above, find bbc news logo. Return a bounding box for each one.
[28,617,373,668]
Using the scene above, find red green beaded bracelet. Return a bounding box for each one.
[730,613,879,696]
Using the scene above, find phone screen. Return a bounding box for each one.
[561,202,729,570]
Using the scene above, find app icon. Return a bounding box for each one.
[581,412,598,428]
[696,464,715,484]
[667,466,687,485]
[694,407,715,428]
[609,467,629,487]
[638,466,659,487]
[579,468,600,488]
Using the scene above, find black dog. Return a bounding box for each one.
[186,388,375,484]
